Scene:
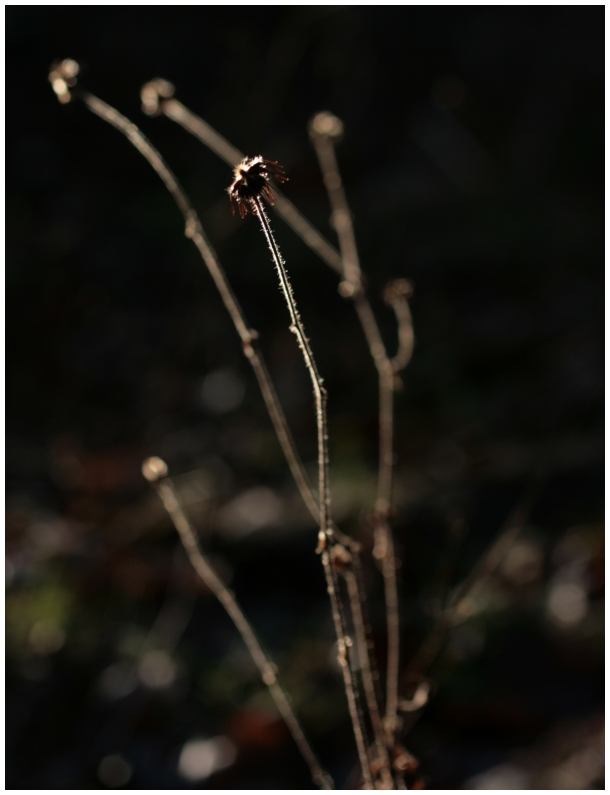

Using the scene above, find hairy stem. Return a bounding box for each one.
[146,465,333,789]
[253,198,374,789]
[252,201,330,537]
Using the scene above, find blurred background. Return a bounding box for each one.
[5,6,604,790]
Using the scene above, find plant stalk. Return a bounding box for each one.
[148,467,333,789]
[253,198,374,789]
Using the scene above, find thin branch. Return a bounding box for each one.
[253,201,330,539]
[141,457,333,790]
[344,568,393,789]
[384,280,415,376]
[309,114,415,751]
[405,474,546,681]
[252,199,374,789]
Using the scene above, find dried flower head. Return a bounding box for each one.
[141,78,175,116]
[329,543,352,573]
[49,59,80,104]
[308,111,344,141]
[383,278,413,305]
[227,156,287,218]
[142,456,168,482]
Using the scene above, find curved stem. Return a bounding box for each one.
[152,473,333,789]
[387,293,414,375]
[311,128,408,750]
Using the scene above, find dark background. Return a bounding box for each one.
[6,6,604,790]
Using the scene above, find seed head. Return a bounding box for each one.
[49,59,80,104]
[329,543,352,573]
[141,78,175,116]
[308,111,344,142]
[227,156,287,219]
[142,456,168,482]
[383,278,413,305]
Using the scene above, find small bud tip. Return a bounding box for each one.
[49,59,80,103]
[384,278,413,305]
[141,78,175,115]
[142,456,168,482]
[309,111,344,141]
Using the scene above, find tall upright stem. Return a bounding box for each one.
[253,198,374,789]
[310,125,409,748]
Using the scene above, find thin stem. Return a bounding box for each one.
[308,122,361,291]
[344,569,393,788]
[147,467,333,790]
[448,475,545,613]
[310,126,411,749]
[253,200,330,541]
[253,199,374,789]
[405,474,546,680]
[386,286,415,375]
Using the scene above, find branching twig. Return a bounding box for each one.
[404,474,546,681]
[384,280,415,377]
[51,63,405,787]
[309,113,416,751]
[344,568,393,788]
[139,82,416,760]
[141,457,333,790]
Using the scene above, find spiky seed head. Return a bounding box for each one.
[227,156,288,218]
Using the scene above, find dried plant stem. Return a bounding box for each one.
[386,287,415,375]
[147,469,333,790]
[310,127,416,749]
[144,89,344,274]
[405,475,545,680]
[344,570,393,788]
[63,87,375,782]
[254,201,330,536]
[253,199,374,789]
[141,85,410,753]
